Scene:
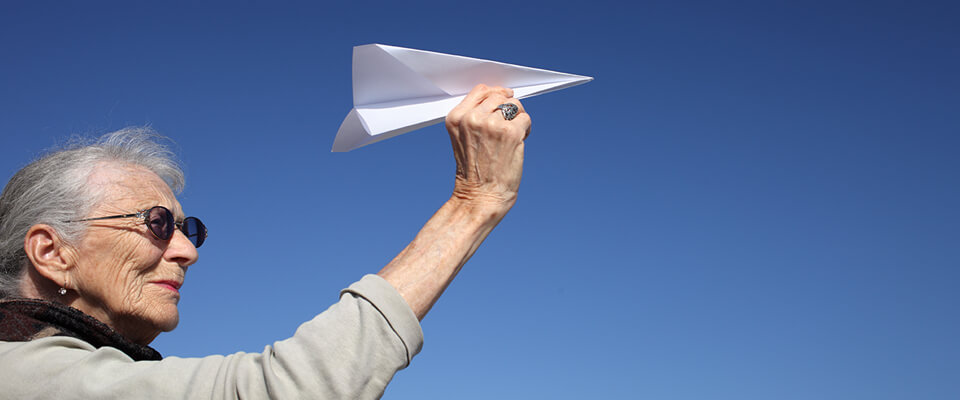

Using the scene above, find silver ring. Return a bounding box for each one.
[497,103,519,121]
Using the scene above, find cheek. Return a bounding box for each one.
[96,235,165,309]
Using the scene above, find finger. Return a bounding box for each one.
[459,84,496,108]
[448,84,493,128]
[502,97,525,114]
[513,113,532,140]
[449,84,511,127]
[468,86,511,110]
[452,86,520,131]
[487,107,530,135]
[483,98,527,123]
[478,92,513,114]
[491,86,513,99]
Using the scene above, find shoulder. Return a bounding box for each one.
[0,336,134,377]
[0,337,114,398]
[0,338,224,399]
[0,336,100,362]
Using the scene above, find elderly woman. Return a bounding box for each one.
[0,85,529,399]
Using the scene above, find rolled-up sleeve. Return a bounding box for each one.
[0,274,424,400]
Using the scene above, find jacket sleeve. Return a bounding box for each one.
[0,274,424,400]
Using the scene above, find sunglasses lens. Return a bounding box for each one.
[181,217,206,248]
[148,207,175,240]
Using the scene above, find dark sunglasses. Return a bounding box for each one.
[74,206,207,248]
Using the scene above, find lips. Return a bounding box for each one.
[152,280,183,293]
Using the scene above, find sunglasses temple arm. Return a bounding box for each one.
[73,213,142,223]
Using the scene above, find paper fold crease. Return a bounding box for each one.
[333,44,592,152]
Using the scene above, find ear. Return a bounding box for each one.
[23,224,75,288]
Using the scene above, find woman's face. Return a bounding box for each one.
[67,163,199,345]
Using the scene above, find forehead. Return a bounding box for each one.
[87,162,181,215]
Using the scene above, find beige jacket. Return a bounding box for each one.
[0,275,423,399]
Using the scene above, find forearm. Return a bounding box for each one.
[380,84,528,321]
[377,196,509,320]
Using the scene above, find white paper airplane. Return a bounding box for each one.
[332,44,593,152]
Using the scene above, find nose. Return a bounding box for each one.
[165,229,199,267]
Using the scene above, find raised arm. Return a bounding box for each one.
[377,84,531,320]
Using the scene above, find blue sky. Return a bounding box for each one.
[2,1,958,398]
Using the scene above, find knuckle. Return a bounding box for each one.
[481,92,502,103]
[464,112,485,130]
[507,125,525,139]
[512,119,531,134]
[445,119,462,133]
[445,118,458,132]
[447,108,464,123]
[485,119,511,137]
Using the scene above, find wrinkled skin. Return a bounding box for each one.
[379,84,532,319]
[446,84,531,213]
[63,163,199,345]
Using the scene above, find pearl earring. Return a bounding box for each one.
[58,287,67,296]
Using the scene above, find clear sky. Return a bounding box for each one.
[2,1,958,399]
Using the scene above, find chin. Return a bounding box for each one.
[155,306,181,332]
[137,300,180,334]
[148,288,181,330]
[117,307,179,345]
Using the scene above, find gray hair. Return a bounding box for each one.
[0,127,185,298]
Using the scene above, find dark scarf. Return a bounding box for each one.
[0,298,162,361]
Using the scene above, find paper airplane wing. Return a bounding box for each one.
[332,44,592,152]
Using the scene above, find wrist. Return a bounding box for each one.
[451,179,517,213]
[445,191,514,227]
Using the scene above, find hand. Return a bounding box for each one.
[445,84,532,214]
